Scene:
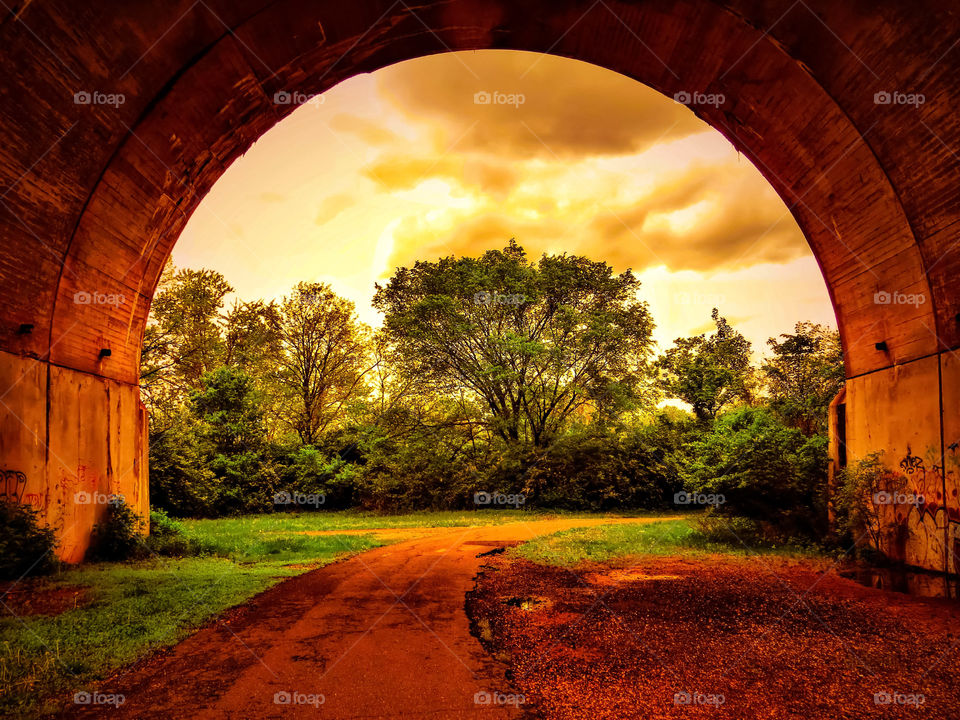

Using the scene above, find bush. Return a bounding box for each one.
[0,501,58,580]
[87,500,147,562]
[693,514,766,546]
[145,509,201,557]
[517,418,688,511]
[683,406,829,540]
[148,409,219,517]
[835,451,909,560]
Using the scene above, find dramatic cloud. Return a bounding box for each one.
[376,51,706,159]
[174,50,834,354]
[380,159,807,275]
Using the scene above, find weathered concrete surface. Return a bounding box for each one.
[59,517,657,719]
[0,350,148,562]
[0,0,958,566]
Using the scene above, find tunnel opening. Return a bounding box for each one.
[0,0,955,573]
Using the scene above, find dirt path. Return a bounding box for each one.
[60,516,666,719]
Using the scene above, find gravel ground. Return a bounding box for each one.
[467,553,960,719]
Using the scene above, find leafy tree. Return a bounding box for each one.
[656,308,752,421]
[141,262,233,418]
[763,322,844,435]
[191,366,275,514]
[373,240,654,450]
[148,406,219,516]
[272,283,372,446]
[222,299,279,372]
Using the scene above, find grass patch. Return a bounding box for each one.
[514,517,824,567]
[178,507,624,547]
[0,513,425,718]
[0,556,339,717]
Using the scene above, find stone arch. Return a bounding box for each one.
[0,0,957,564]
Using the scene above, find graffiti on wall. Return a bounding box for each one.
[0,468,27,502]
[894,444,960,574]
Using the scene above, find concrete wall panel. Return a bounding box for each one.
[0,350,146,563]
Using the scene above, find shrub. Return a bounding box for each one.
[0,501,58,580]
[835,451,909,560]
[145,508,201,557]
[693,513,766,546]
[87,500,147,562]
[683,406,829,540]
[516,418,688,511]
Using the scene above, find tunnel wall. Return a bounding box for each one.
[843,352,959,574]
[0,350,148,563]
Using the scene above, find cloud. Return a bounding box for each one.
[363,154,519,197]
[363,155,463,191]
[589,167,807,271]
[381,161,807,275]
[376,51,706,159]
[314,193,356,226]
[258,191,285,203]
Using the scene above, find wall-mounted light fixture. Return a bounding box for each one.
[17,323,33,334]
[98,348,112,359]
[875,341,888,351]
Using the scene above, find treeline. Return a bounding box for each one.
[143,241,843,540]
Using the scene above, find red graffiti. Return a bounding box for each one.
[22,492,44,507]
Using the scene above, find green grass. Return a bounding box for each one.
[0,555,350,717]
[514,517,823,566]
[179,507,622,547]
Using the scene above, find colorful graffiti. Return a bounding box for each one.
[894,444,960,575]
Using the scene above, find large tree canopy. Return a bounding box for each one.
[373,240,654,448]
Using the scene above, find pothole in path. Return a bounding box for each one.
[502,595,552,611]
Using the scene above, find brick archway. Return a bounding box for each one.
[1,0,958,565]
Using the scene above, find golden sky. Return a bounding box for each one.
[172,50,836,354]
